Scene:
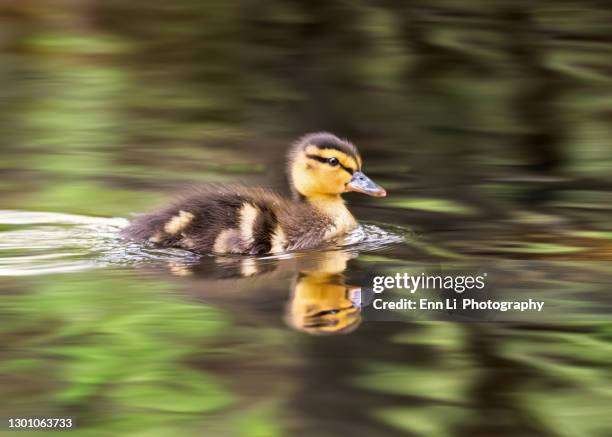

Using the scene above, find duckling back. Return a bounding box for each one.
[121,186,334,255]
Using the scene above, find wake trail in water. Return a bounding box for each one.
[0,210,406,276]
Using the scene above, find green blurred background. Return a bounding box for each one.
[1,1,611,436]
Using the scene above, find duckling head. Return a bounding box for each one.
[288,132,386,201]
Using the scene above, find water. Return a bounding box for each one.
[1,207,610,436]
[0,211,406,275]
[1,2,612,436]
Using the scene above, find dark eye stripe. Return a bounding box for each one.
[340,164,354,175]
[306,154,328,164]
[306,154,354,175]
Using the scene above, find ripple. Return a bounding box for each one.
[0,210,128,227]
[0,211,406,276]
[340,222,409,251]
[0,210,193,276]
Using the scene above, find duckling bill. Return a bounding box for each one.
[122,132,386,255]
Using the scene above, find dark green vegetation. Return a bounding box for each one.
[1,1,611,436]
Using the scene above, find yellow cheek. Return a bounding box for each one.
[338,170,353,188]
[334,172,351,192]
[313,168,349,194]
[293,157,353,196]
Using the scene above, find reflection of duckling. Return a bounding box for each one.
[286,251,362,335]
[287,272,361,335]
[163,249,363,335]
[122,132,386,255]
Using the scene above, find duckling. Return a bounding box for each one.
[121,132,386,254]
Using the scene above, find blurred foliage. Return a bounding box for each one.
[382,198,479,215]
[0,272,234,433]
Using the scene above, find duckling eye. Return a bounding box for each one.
[327,157,339,167]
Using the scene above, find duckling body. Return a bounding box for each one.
[122,132,385,254]
[123,186,346,254]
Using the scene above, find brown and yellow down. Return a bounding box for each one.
[122,132,386,254]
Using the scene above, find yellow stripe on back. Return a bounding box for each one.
[270,225,287,254]
[164,210,194,235]
[239,203,259,246]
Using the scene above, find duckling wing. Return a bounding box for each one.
[122,185,330,255]
[274,204,335,252]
